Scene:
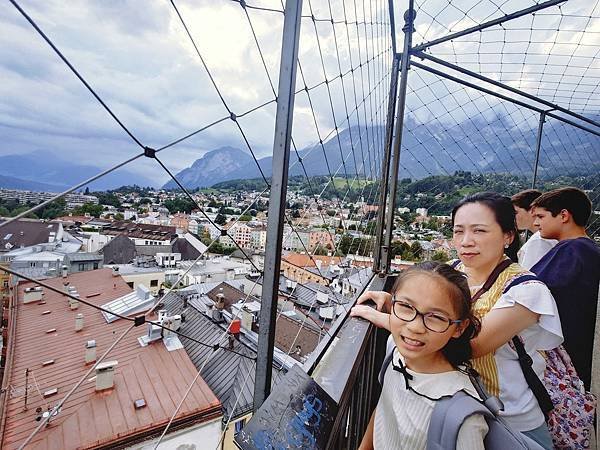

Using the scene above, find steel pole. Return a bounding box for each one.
[412,0,565,52]
[415,52,600,132]
[373,54,400,272]
[253,0,303,411]
[411,60,600,138]
[531,112,546,189]
[382,4,415,273]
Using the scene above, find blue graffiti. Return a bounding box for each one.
[251,394,324,449]
[285,394,323,447]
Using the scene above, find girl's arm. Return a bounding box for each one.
[358,411,375,450]
[470,303,539,358]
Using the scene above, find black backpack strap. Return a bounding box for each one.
[450,259,461,269]
[503,274,539,294]
[511,336,554,419]
[378,348,395,386]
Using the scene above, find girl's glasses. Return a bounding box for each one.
[391,298,462,333]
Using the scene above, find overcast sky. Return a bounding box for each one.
[1,0,597,186]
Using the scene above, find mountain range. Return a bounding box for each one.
[162,114,599,190]
[2,112,597,193]
[0,151,154,193]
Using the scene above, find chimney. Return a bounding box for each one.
[229,319,241,340]
[85,340,96,364]
[62,265,68,278]
[75,313,84,331]
[95,360,118,391]
[241,307,253,330]
[215,289,225,310]
[112,266,120,277]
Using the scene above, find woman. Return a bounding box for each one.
[352,192,563,449]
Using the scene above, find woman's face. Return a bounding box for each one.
[452,202,513,271]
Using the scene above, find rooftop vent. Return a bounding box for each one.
[316,291,329,304]
[75,313,84,331]
[319,305,335,320]
[62,265,68,278]
[112,266,119,277]
[95,360,118,391]
[85,340,96,364]
[23,286,43,304]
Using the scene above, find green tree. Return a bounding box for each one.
[431,250,448,262]
[215,213,227,226]
[313,245,328,256]
[94,192,121,208]
[37,198,67,219]
[164,198,196,214]
[73,203,104,218]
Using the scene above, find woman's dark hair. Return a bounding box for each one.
[392,261,481,369]
[451,191,520,262]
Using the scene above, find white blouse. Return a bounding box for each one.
[374,337,488,449]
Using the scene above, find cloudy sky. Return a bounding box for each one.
[1,0,597,187]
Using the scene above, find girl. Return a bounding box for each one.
[354,261,487,450]
[356,193,563,449]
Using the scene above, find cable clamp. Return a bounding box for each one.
[230,112,237,121]
[212,344,220,352]
[144,147,156,158]
[134,315,146,327]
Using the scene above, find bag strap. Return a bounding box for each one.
[378,348,395,386]
[427,391,493,450]
[511,336,554,419]
[471,259,513,303]
[502,274,539,294]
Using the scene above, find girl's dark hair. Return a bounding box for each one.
[451,191,520,262]
[393,261,481,369]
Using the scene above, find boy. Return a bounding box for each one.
[511,189,557,269]
[531,187,600,389]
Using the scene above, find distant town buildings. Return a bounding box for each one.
[0,189,98,209]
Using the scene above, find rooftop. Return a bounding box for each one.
[0,268,220,449]
[0,220,60,252]
[101,220,176,241]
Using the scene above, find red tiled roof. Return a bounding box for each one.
[0,268,220,450]
[282,253,342,268]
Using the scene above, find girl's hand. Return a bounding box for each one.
[350,305,390,331]
[356,290,392,313]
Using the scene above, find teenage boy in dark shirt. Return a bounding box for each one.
[531,187,600,389]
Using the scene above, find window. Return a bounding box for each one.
[150,279,158,287]
[234,419,246,434]
[126,281,134,288]
[30,262,36,268]
[78,263,85,271]
[93,262,99,270]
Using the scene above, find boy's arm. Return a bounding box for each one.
[358,411,375,450]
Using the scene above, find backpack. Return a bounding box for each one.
[378,351,544,449]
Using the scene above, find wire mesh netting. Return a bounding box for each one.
[0,0,599,448]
